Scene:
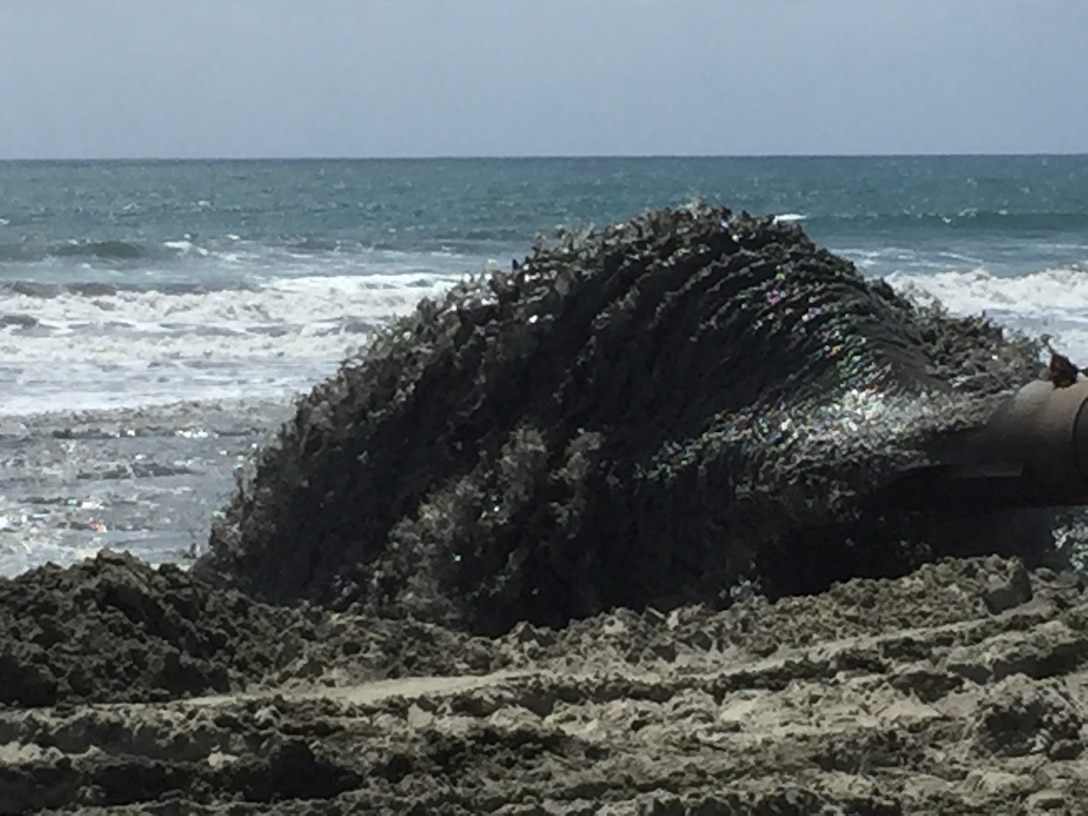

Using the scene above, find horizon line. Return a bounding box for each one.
[1,151,1087,162]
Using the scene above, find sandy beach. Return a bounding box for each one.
[1,552,1085,814]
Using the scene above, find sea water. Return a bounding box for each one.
[2,155,1087,573]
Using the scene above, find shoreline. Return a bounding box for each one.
[0,395,295,578]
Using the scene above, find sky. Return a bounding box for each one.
[0,0,1085,159]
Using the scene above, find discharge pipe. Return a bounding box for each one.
[887,380,1088,509]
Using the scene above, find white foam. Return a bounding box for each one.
[774,213,806,223]
[887,265,1088,320]
[888,264,1088,359]
[0,273,464,414]
[162,239,209,256]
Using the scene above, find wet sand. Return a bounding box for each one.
[2,553,1086,814]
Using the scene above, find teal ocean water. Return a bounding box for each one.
[2,155,1088,413]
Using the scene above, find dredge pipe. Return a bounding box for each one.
[887,380,1088,509]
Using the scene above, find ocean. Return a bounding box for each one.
[2,155,1087,575]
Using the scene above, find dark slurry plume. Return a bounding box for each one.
[196,204,1043,634]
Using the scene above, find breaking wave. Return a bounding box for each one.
[0,272,465,414]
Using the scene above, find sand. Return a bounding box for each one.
[2,553,1086,815]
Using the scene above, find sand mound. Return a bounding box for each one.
[0,551,310,707]
[196,204,1043,634]
[0,550,509,709]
